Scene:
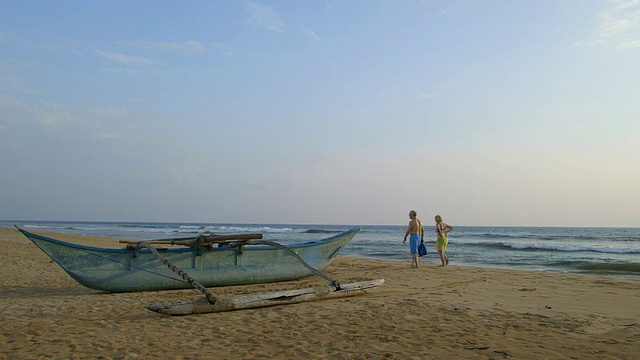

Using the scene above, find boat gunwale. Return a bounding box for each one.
[16,226,361,254]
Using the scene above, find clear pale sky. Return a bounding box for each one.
[1,1,639,227]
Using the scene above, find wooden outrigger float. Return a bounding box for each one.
[17,226,384,315]
[146,279,385,315]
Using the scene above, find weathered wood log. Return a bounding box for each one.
[120,233,263,248]
[146,279,385,315]
[201,233,263,241]
[118,238,195,246]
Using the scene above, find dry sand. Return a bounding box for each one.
[1,226,639,359]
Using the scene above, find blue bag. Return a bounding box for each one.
[418,242,427,257]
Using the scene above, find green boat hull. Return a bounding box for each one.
[17,227,358,293]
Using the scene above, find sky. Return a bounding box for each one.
[1,1,639,227]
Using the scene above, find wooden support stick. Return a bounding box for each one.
[248,240,342,289]
[137,242,218,304]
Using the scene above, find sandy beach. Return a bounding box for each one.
[1,226,638,359]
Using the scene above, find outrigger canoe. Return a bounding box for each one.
[16,226,359,293]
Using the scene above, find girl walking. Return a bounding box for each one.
[435,215,453,267]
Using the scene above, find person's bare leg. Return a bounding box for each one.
[411,254,419,268]
[438,250,446,267]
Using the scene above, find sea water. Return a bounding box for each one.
[4,220,639,279]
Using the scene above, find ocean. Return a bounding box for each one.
[4,220,639,280]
